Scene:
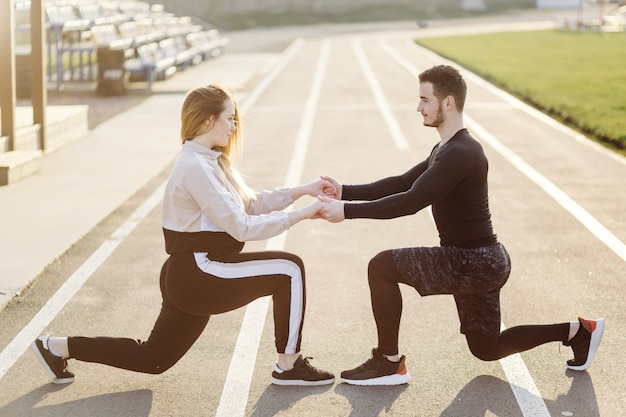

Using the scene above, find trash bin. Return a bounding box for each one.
[96,47,128,96]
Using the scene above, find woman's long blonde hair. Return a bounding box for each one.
[180,84,253,205]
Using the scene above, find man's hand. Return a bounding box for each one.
[317,195,345,223]
[320,175,342,200]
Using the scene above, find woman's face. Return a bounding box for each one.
[206,99,236,148]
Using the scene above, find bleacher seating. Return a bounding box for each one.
[186,30,230,60]
[45,4,95,87]
[14,0,230,93]
[76,3,129,27]
[90,24,133,53]
[126,42,177,89]
[158,37,197,69]
[118,19,166,47]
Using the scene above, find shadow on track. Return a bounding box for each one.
[0,386,153,417]
[249,384,334,417]
[334,383,408,417]
[440,373,599,417]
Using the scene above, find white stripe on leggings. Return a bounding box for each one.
[193,253,304,354]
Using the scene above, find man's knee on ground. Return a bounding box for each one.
[465,333,501,362]
[468,345,500,362]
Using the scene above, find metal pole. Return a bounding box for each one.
[0,0,17,151]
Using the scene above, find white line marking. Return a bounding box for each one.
[0,183,165,380]
[378,38,553,417]
[353,38,410,151]
[379,39,420,77]
[464,115,626,262]
[215,39,331,417]
[499,323,552,417]
[241,38,305,110]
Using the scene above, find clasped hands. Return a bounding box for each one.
[302,175,345,223]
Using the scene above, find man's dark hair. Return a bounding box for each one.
[418,65,467,112]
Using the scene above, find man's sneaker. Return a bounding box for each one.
[271,355,335,386]
[563,317,604,371]
[341,348,410,386]
[31,335,74,384]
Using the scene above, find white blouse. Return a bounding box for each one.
[162,141,291,242]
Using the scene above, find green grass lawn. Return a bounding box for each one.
[415,30,626,153]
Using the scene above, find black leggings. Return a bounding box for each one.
[368,249,569,359]
[68,250,306,374]
[465,325,568,361]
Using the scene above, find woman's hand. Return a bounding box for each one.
[291,176,340,201]
[320,175,342,200]
[317,195,345,223]
[287,200,325,226]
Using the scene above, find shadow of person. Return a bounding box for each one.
[549,370,599,417]
[440,371,600,417]
[440,375,524,417]
[334,382,408,417]
[0,385,153,417]
[249,384,334,417]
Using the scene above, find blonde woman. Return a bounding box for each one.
[32,84,335,386]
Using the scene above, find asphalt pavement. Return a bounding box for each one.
[1,12,624,417]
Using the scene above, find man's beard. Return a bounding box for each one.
[423,102,444,127]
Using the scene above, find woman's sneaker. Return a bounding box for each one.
[271,355,335,386]
[563,317,604,371]
[31,335,74,384]
[341,348,410,386]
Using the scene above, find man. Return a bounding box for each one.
[318,65,603,386]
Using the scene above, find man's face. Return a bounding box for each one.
[417,82,444,128]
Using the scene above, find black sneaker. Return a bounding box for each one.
[31,335,74,384]
[563,317,604,371]
[341,348,410,386]
[271,355,335,386]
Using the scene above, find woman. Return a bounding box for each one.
[32,84,335,386]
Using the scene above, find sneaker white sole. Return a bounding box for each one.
[341,372,411,386]
[30,340,74,384]
[567,318,605,371]
[271,377,335,386]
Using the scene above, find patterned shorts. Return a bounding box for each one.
[392,243,511,337]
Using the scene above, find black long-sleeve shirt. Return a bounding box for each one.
[343,129,497,248]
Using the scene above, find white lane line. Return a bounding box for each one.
[241,38,305,110]
[352,38,410,151]
[0,182,165,380]
[378,39,552,417]
[499,323,552,417]
[215,39,331,417]
[0,38,307,383]
[465,115,626,262]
